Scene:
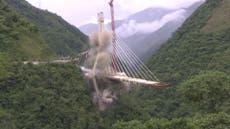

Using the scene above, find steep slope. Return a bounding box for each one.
[128,20,183,60]
[0,63,104,129]
[6,0,88,56]
[106,0,230,124]
[0,0,55,61]
[133,1,205,60]
[202,0,230,32]
[137,0,230,119]
[148,0,230,84]
[79,23,98,35]
[0,0,229,128]
[126,7,173,23]
[79,1,204,59]
[109,0,230,127]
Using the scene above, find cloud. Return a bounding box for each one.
[26,0,204,27]
[117,9,186,37]
[117,0,205,11]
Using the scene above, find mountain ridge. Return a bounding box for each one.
[5,0,88,56]
[79,1,204,59]
[0,0,55,61]
[148,0,230,83]
[112,1,230,127]
[0,0,229,128]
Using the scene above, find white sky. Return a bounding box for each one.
[26,0,204,27]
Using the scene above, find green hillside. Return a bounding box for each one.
[0,0,229,129]
[0,0,55,60]
[111,0,230,127]
[148,0,230,84]
[202,0,230,32]
[139,0,230,118]
[0,0,55,77]
[5,0,88,56]
[0,63,103,129]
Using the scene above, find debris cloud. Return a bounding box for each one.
[84,12,130,111]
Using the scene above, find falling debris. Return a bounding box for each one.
[82,12,129,110]
[79,1,168,111]
[80,12,167,111]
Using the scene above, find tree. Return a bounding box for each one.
[177,71,230,114]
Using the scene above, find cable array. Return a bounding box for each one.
[108,35,159,81]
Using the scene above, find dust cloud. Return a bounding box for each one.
[84,12,130,111]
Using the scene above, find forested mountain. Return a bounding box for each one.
[148,0,230,84]
[0,0,55,77]
[0,0,55,59]
[113,0,230,128]
[5,0,88,56]
[0,0,229,129]
[79,1,204,59]
[129,0,206,60]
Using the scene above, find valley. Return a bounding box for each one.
[0,0,229,129]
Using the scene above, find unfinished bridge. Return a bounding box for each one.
[79,0,168,88]
[78,0,168,110]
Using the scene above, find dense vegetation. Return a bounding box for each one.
[0,63,102,129]
[112,113,230,129]
[148,0,230,84]
[0,0,229,128]
[0,0,55,61]
[112,0,229,127]
[5,0,88,56]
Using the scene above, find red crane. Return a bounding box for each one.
[80,1,169,88]
[109,0,117,71]
[109,0,115,33]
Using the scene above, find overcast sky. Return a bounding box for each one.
[26,0,204,27]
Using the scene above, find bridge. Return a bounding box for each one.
[78,0,168,88]
[21,0,168,110]
[78,4,168,110]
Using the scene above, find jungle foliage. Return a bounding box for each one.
[0,0,229,128]
[110,0,230,128]
[5,0,88,56]
[0,0,55,61]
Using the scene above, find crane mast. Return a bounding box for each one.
[80,0,169,88]
[109,0,115,34]
[109,0,117,71]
